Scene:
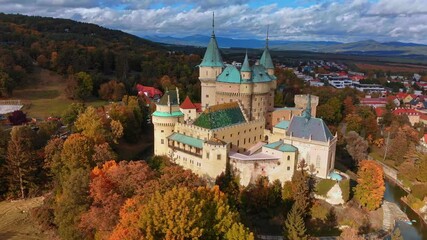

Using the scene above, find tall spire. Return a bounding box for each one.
[212,12,215,37]
[199,12,224,68]
[303,94,312,120]
[241,50,251,72]
[266,25,269,48]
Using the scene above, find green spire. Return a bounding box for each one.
[199,12,224,68]
[241,50,251,72]
[303,94,312,120]
[259,26,274,69]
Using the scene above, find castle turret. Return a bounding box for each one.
[259,27,274,76]
[199,12,224,110]
[240,51,251,80]
[152,89,184,156]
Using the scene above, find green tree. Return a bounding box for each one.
[291,161,313,216]
[0,70,14,97]
[61,103,85,126]
[317,97,343,125]
[284,204,308,240]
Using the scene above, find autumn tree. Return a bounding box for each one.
[345,131,368,164]
[99,80,126,101]
[80,160,155,239]
[5,126,36,198]
[61,103,85,126]
[343,96,356,116]
[75,106,109,144]
[354,160,385,211]
[53,134,95,240]
[111,186,253,240]
[339,227,364,240]
[284,204,308,240]
[65,71,93,100]
[8,110,27,125]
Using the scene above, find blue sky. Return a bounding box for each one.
[0,0,426,44]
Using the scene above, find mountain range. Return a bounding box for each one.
[145,35,427,58]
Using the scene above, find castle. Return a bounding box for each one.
[152,21,337,185]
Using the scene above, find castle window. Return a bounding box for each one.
[230,134,232,137]
[287,167,290,171]
[254,136,256,141]
[237,140,239,146]
[206,152,210,159]
[161,130,164,133]
[206,95,209,98]
[217,154,221,160]
[161,139,164,144]
[287,156,290,161]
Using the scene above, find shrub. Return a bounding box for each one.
[405,194,424,210]
[310,201,329,220]
[339,179,350,202]
[315,179,336,196]
[411,184,427,200]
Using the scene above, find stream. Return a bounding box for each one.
[384,180,427,239]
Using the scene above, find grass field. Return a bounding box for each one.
[11,68,107,119]
[0,197,47,240]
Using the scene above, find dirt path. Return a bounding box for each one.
[0,197,47,240]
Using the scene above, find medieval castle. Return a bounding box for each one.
[152,21,337,185]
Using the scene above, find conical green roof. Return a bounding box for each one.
[241,52,251,72]
[199,34,224,68]
[260,47,274,69]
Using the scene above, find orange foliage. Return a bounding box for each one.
[354,160,385,210]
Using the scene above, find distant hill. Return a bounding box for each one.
[146,35,427,59]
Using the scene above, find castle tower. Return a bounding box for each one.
[152,88,184,156]
[259,27,274,76]
[240,51,252,80]
[199,12,224,110]
[294,94,319,117]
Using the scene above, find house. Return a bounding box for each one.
[392,108,421,126]
[136,84,163,100]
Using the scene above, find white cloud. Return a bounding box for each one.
[0,0,426,43]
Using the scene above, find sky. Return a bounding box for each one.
[1,0,427,44]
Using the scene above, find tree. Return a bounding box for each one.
[8,110,27,125]
[61,103,85,126]
[339,227,364,240]
[65,71,93,100]
[354,160,385,211]
[75,106,109,144]
[99,80,126,101]
[343,96,356,116]
[345,131,368,164]
[111,186,253,240]
[54,134,95,240]
[80,160,155,239]
[110,120,124,144]
[92,143,117,165]
[6,126,36,198]
[0,70,14,96]
[317,97,343,125]
[284,204,308,240]
[345,114,363,134]
[291,161,313,216]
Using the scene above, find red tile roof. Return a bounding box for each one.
[392,108,420,116]
[180,96,197,109]
[136,84,163,98]
[375,107,386,117]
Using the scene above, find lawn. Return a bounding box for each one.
[11,68,108,119]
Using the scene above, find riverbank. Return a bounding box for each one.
[401,196,427,225]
